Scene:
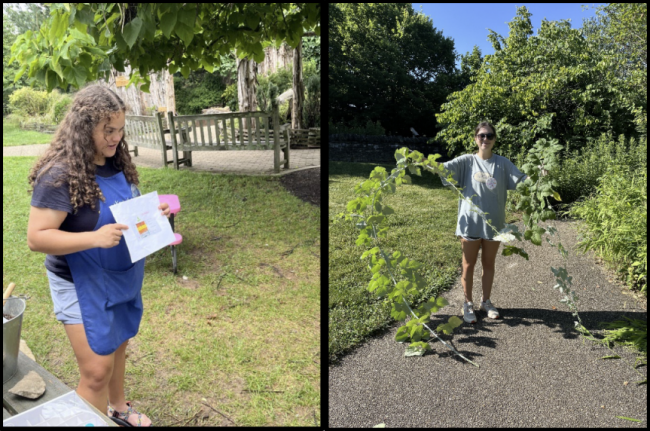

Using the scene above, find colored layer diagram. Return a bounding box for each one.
[134,214,161,240]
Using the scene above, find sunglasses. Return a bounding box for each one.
[477,133,495,140]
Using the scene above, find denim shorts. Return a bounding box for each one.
[46,269,83,325]
[458,236,499,242]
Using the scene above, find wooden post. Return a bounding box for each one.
[273,105,281,173]
[156,112,168,168]
[167,111,179,170]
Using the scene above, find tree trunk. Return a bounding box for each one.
[292,40,304,130]
[100,64,174,116]
[236,53,258,130]
[165,69,176,115]
[258,42,293,77]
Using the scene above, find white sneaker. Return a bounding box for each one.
[480,299,500,319]
[462,301,477,323]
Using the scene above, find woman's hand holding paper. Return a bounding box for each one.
[158,202,171,218]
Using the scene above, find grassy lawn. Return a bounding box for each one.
[3,154,321,426]
[329,160,521,365]
[3,117,54,146]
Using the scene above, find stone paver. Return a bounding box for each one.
[3,144,320,176]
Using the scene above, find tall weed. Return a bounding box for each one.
[566,163,647,293]
[506,133,647,216]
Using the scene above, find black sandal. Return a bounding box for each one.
[108,401,152,427]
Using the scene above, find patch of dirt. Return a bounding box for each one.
[280,167,320,207]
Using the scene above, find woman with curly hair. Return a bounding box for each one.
[26,84,169,426]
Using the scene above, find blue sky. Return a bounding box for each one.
[411,3,609,70]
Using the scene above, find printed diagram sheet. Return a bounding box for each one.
[109,191,176,263]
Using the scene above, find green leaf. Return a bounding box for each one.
[391,301,410,321]
[123,17,144,49]
[367,215,385,225]
[160,12,177,39]
[49,11,69,43]
[404,343,427,356]
[437,316,463,334]
[428,296,448,314]
[175,6,197,47]
[395,325,409,342]
[615,417,642,422]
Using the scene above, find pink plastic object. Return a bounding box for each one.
[158,194,181,215]
[171,233,183,246]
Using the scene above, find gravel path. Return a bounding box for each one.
[329,219,647,428]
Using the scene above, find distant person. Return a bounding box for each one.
[432,121,539,324]
[26,84,170,426]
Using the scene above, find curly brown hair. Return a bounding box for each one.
[28,84,139,213]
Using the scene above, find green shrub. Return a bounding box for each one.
[3,87,16,116]
[303,74,320,128]
[329,119,385,136]
[221,83,238,113]
[173,70,226,115]
[302,59,318,86]
[566,159,647,294]
[44,91,73,124]
[506,132,647,217]
[267,67,292,94]
[257,75,279,113]
[8,87,49,117]
[279,101,290,124]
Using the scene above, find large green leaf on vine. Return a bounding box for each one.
[391,301,410,321]
[502,245,530,260]
[437,316,463,335]
[420,296,448,314]
[404,342,429,356]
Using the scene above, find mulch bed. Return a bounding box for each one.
[279,167,320,207]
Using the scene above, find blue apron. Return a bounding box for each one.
[65,171,146,356]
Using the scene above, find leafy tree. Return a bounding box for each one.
[434,6,643,161]
[3,4,51,113]
[8,3,320,93]
[329,3,465,137]
[580,3,646,137]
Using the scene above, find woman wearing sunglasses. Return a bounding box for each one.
[433,122,531,324]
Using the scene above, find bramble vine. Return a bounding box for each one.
[338,138,593,366]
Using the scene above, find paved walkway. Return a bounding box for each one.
[3,144,320,176]
[330,219,647,428]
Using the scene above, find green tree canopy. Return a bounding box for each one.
[8,3,320,93]
[434,5,645,161]
[580,3,646,136]
[329,3,468,137]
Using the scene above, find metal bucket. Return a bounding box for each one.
[3,296,26,384]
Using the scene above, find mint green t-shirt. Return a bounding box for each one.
[440,153,526,240]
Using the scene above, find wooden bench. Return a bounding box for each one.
[126,106,290,173]
[287,128,321,148]
[3,351,117,426]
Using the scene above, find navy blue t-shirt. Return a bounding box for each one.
[30,158,123,283]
